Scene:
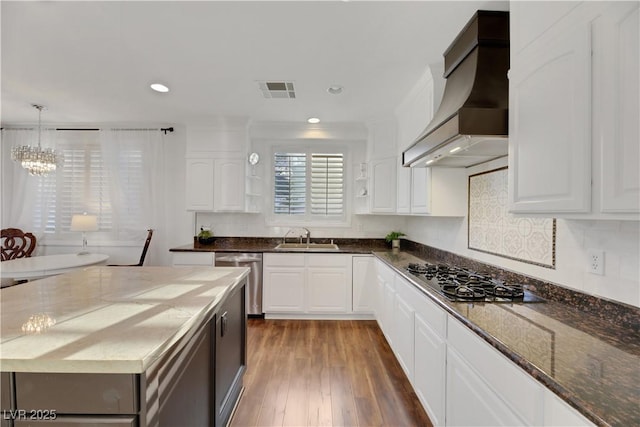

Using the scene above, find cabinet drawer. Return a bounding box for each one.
[411,286,447,339]
[447,317,544,425]
[172,252,214,266]
[15,416,137,426]
[15,373,138,415]
[306,254,348,267]
[264,253,305,267]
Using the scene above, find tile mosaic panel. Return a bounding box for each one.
[468,167,556,268]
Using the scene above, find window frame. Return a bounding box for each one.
[267,141,351,227]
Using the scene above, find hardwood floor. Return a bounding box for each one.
[230,319,433,427]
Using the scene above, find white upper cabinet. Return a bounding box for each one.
[596,4,640,213]
[185,158,214,211]
[363,119,398,214]
[184,122,259,213]
[213,158,246,212]
[370,157,397,213]
[509,2,640,218]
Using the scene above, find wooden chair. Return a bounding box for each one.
[1,228,37,261]
[108,229,153,267]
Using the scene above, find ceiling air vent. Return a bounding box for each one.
[258,81,296,99]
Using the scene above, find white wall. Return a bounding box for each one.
[405,158,640,308]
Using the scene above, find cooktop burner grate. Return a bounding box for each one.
[405,262,544,303]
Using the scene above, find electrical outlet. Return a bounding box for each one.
[587,249,605,275]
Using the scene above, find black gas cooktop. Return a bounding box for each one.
[406,262,545,303]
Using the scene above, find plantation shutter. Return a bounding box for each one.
[310,153,344,215]
[58,143,113,231]
[274,153,306,215]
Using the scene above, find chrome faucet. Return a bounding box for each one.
[283,227,311,245]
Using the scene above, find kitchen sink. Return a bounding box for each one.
[274,243,340,251]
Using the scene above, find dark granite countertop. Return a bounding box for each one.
[169,237,386,254]
[169,237,640,425]
[375,250,640,427]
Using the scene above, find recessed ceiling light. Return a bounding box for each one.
[327,85,344,95]
[307,117,320,124]
[449,146,462,153]
[425,159,435,165]
[150,83,170,93]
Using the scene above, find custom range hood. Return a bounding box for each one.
[403,10,509,168]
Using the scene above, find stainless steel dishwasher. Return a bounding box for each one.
[215,252,263,316]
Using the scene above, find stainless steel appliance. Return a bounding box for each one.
[215,252,263,315]
[406,262,545,303]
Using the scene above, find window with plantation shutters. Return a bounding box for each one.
[311,153,344,215]
[31,131,144,237]
[273,149,346,221]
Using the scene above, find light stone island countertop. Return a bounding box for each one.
[0,266,249,374]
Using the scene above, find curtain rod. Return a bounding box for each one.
[2,126,175,134]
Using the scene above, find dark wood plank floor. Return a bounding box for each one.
[230,319,433,427]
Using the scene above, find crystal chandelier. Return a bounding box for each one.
[11,104,61,176]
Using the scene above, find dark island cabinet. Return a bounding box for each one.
[2,280,247,427]
[215,279,247,427]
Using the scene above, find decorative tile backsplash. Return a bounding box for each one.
[468,167,556,268]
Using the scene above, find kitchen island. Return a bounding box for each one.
[0,266,249,427]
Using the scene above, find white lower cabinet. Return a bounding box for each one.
[263,253,353,318]
[352,255,375,313]
[414,313,446,426]
[393,286,414,379]
[307,255,351,313]
[446,348,526,427]
[447,316,544,426]
[263,254,306,313]
[371,259,593,426]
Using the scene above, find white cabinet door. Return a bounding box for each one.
[393,287,414,380]
[263,254,305,313]
[446,348,526,427]
[370,157,397,213]
[185,158,214,211]
[597,4,639,213]
[352,255,374,313]
[307,267,350,313]
[509,10,592,213]
[414,314,446,426]
[262,267,305,313]
[382,280,396,346]
[410,167,429,214]
[214,158,245,212]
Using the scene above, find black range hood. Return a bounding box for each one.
[402,10,510,168]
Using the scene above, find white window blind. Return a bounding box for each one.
[31,133,144,237]
[310,153,344,215]
[273,150,345,219]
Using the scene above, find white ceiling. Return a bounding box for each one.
[1,1,508,126]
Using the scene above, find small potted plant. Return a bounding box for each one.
[385,231,406,249]
[197,227,215,245]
